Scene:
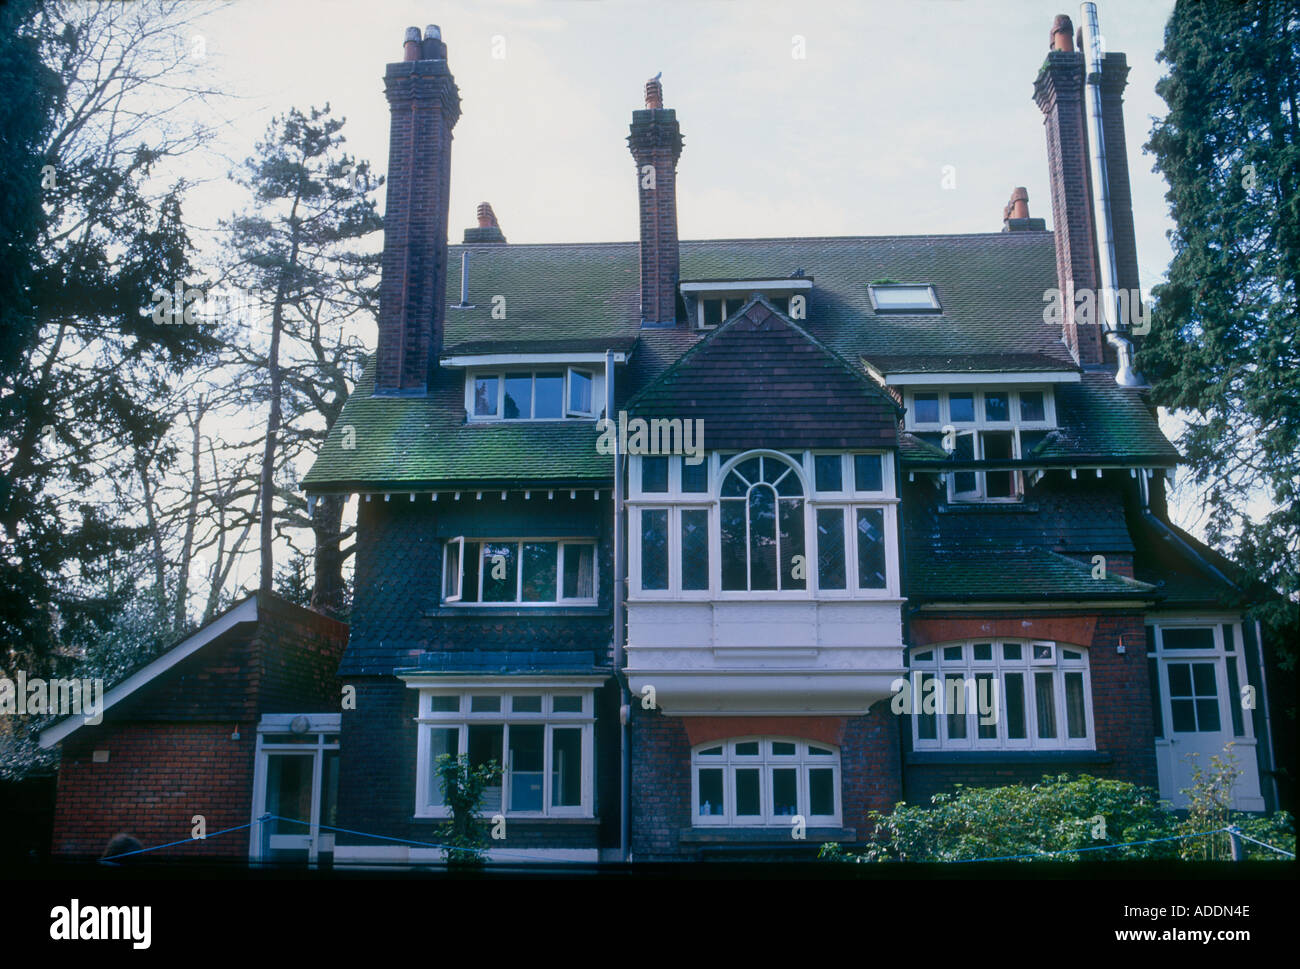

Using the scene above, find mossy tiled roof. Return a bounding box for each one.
[306,232,1176,489]
[905,546,1158,602]
[302,358,611,490]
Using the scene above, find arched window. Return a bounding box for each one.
[719,454,805,591]
[691,737,840,826]
[906,640,1094,751]
[629,450,896,597]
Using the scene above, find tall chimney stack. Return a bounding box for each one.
[375,25,460,395]
[1034,14,1103,366]
[628,75,684,327]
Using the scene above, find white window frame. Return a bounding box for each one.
[466,367,602,422]
[903,387,1056,504]
[908,640,1095,752]
[249,714,341,863]
[1145,618,1255,742]
[867,283,941,312]
[566,367,596,417]
[441,537,598,606]
[626,450,899,600]
[413,686,596,819]
[442,536,464,602]
[691,737,841,827]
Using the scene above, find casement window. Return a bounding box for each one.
[414,689,594,818]
[908,640,1094,751]
[629,450,897,598]
[692,738,841,826]
[469,367,596,420]
[904,387,1055,503]
[442,538,597,605]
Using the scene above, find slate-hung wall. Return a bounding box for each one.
[902,474,1140,576]
[301,17,1276,865]
[345,496,614,675]
[335,495,619,855]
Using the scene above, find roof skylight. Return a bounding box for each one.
[868,284,941,313]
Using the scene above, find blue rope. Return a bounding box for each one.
[1231,829,1296,859]
[100,814,569,864]
[101,819,262,861]
[262,814,574,863]
[947,827,1229,864]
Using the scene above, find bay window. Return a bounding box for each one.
[907,640,1094,751]
[692,738,841,826]
[442,538,596,605]
[414,688,595,818]
[629,450,897,597]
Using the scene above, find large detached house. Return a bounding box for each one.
[300,12,1279,865]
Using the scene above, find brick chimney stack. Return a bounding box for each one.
[1034,14,1103,365]
[463,202,506,244]
[628,75,684,327]
[1033,12,1140,368]
[375,25,461,395]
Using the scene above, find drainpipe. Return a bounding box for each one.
[1079,2,1143,388]
[1253,618,1281,810]
[607,349,630,861]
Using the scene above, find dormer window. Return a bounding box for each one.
[904,387,1055,503]
[868,284,940,313]
[468,366,599,421]
[680,278,812,330]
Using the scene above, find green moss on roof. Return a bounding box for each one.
[302,357,611,491]
[906,546,1158,601]
[305,233,1177,488]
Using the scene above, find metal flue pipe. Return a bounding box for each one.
[1080,2,1144,387]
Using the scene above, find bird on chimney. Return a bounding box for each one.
[652,71,662,82]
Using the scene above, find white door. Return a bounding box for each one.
[251,715,340,864]
[1149,622,1264,811]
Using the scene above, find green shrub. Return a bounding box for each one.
[820,757,1293,863]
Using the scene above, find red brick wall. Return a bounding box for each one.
[51,723,254,861]
[375,56,460,392]
[1034,49,1104,365]
[49,595,346,860]
[628,108,683,326]
[904,610,1158,803]
[630,706,903,860]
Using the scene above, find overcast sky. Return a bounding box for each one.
[175,0,1219,539]
[186,0,1177,287]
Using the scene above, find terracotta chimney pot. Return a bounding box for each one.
[1050,14,1075,52]
[644,76,663,109]
[403,26,422,61]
